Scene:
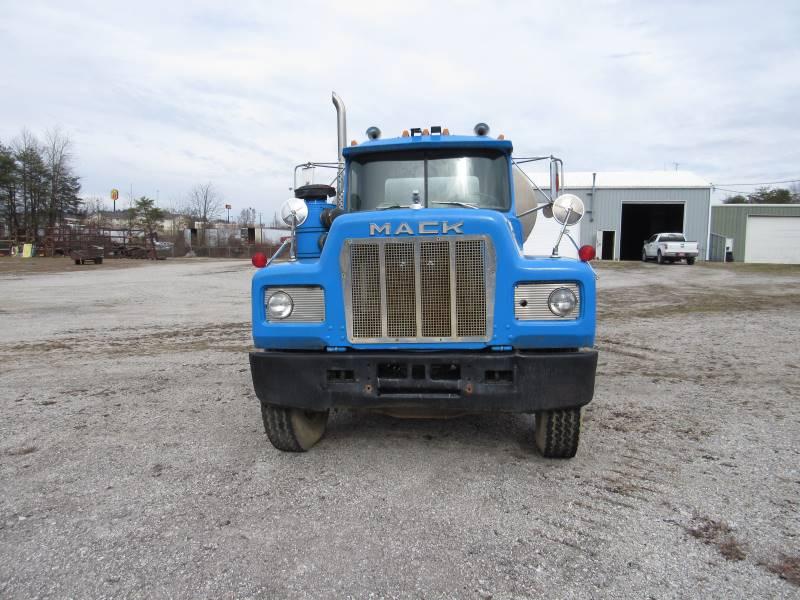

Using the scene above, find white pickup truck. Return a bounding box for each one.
[642,233,699,265]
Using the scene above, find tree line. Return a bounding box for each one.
[0,129,82,241]
[722,185,800,204]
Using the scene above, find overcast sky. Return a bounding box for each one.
[1,1,798,216]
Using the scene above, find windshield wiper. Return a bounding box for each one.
[376,204,409,211]
[431,201,480,209]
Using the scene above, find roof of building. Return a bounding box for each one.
[522,170,711,190]
[712,203,800,208]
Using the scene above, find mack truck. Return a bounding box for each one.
[249,92,598,458]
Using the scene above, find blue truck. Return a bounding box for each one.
[249,93,598,458]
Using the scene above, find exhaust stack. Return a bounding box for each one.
[332,92,347,208]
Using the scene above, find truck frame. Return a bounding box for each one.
[249,93,598,458]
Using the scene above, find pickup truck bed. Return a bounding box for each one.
[642,233,698,264]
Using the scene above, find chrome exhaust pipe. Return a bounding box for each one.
[332,92,347,207]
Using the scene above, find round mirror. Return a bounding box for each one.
[280,198,308,227]
[551,193,585,225]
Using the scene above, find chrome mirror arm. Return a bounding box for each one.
[266,239,291,267]
[552,207,573,257]
[516,202,553,219]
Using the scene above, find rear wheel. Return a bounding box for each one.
[534,408,582,458]
[657,251,664,264]
[261,403,329,452]
[686,257,695,265]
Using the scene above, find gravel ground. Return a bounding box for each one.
[1,257,798,599]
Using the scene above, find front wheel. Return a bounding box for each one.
[534,408,582,458]
[641,249,648,262]
[657,251,664,264]
[261,403,329,452]
[686,257,695,265]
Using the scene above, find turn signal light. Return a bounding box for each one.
[578,245,596,262]
[252,252,268,268]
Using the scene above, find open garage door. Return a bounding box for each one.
[619,203,684,260]
[745,216,800,263]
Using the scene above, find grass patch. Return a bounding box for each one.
[6,445,38,456]
[686,516,747,561]
[765,554,800,587]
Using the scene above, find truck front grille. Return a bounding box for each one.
[344,236,494,343]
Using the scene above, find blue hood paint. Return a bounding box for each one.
[252,208,596,351]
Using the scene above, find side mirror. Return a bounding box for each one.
[551,194,585,225]
[280,198,308,227]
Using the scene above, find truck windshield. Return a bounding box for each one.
[347,149,510,212]
[660,234,686,242]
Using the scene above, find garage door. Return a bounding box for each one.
[745,216,800,263]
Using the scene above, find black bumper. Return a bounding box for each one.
[249,350,597,413]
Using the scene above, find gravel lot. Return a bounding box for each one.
[1,257,799,598]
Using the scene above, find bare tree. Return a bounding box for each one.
[237,207,256,225]
[83,197,107,227]
[43,128,73,227]
[185,182,223,224]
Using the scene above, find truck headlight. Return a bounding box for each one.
[267,291,294,319]
[548,287,577,317]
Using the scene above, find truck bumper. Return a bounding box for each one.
[249,350,597,413]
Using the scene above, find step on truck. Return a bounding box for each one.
[249,93,598,458]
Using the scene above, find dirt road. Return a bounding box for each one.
[1,258,798,598]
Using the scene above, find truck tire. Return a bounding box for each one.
[534,408,582,458]
[657,251,664,265]
[261,403,329,452]
[641,249,647,262]
[686,257,695,265]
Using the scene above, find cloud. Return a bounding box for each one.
[1,0,798,211]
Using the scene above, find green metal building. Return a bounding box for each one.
[710,204,800,263]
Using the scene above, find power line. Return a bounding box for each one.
[712,186,754,194]
[713,178,800,186]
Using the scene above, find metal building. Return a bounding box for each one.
[525,171,712,260]
[710,204,800,263]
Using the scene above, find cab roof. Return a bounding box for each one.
[343,134,513,157]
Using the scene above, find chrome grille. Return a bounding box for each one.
[420,241,452,337]
[265,287,325,323]
[455,239,487,336]
[384,242,417,338]
[350,244,382,338]
[343,236,494,342]
[514,282,581,320]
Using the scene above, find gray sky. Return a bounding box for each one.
[2,1,798,216]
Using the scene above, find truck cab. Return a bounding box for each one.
[249,94,598,458]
